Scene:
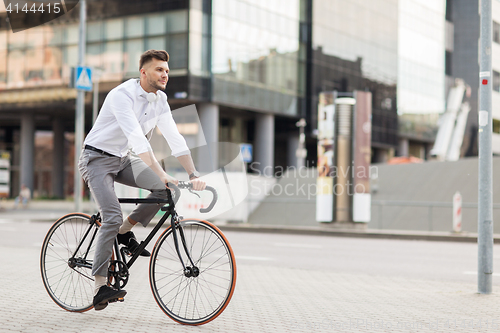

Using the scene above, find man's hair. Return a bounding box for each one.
[139,50,169,70]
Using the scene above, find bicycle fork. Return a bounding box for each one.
[171,213,199,278]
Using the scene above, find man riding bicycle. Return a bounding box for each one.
[78,49,205,311]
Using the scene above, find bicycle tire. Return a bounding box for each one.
[40,213,99,312]
[149,219,237,325]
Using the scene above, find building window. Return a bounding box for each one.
[105,19,123,40]
[87,21,103,42]
[446,0,452,22]
[494,70,500,92]
[125,16,144,38]
[445,51,452,76]
[493,119,500,134]
[494,21,500,44]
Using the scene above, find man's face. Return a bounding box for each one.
[141,58,169,92]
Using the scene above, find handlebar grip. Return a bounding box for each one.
[167,182,217,213]
[167,182,181,205]
[200,186,217,213]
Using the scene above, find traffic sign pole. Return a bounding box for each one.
[478,0,493,294]
[74,0,87,212]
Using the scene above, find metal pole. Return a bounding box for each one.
[478,0,493,294]
[74,0,86,212]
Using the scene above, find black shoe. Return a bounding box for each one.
[117,231,151,257]
[93,285,127,311]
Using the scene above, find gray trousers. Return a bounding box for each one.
[78,149,168,277]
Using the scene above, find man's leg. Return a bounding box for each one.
[84,155,130,310]
[115,155,169,228]
[87,171,123,277]
[79,151,124,298]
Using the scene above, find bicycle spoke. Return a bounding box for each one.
[41,214,96,312]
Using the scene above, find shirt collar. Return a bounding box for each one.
[136,79,166,103]
[136,79,150,99]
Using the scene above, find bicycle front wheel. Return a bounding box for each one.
[40,213,99,312]
[149,219,237,325]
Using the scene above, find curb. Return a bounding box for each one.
[4,209,499,244]
[216,223,500,244]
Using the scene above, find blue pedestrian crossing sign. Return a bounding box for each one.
[75,66,92,91]
[240,144,253,163]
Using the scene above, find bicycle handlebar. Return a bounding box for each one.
[167,181,218,213]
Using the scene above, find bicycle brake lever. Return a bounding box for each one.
[188,188,200,198]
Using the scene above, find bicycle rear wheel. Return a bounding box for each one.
[149,219,237,325]
[40,213,99,312]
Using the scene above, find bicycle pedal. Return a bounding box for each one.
[122,247,132,256]
[108,297,124,303]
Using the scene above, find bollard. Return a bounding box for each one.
[453,191,462,233]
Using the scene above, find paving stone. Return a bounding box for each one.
[3,237,500,332]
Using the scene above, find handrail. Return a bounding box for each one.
[372,200,500,209]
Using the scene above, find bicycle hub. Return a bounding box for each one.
[184,266,200,278]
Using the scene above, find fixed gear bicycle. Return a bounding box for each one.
[40,181,237,325]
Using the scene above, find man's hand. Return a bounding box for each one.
[190,178,206,191]
[161,174,178,188]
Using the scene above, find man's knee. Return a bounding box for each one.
[100,212,122,231]
[152,189,169,198]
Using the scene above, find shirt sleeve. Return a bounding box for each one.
[156,102,191,157]
[108,89,152,155]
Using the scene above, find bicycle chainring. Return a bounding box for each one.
[108,260,129,290]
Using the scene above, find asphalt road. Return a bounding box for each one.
[4,219,500,285]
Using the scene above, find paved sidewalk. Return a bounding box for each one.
[2,204,500,332]
[2,244,500,332]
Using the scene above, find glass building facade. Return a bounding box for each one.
[0,0,307,197]
[0,10,189,89]
[211,0,305,115]
[398,0,446,114]
[0,0,453,197]
[310,0,399,155]
[313,0,398,85]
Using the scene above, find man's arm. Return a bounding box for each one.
[176,154,196,176]
[156,105,206,191]
[177,154,206,191]
[138,150,178,187]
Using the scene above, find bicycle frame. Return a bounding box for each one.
[70,187,198,289]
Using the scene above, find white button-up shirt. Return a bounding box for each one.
[84,79,190,158]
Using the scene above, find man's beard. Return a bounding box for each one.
[148,78,166,91]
